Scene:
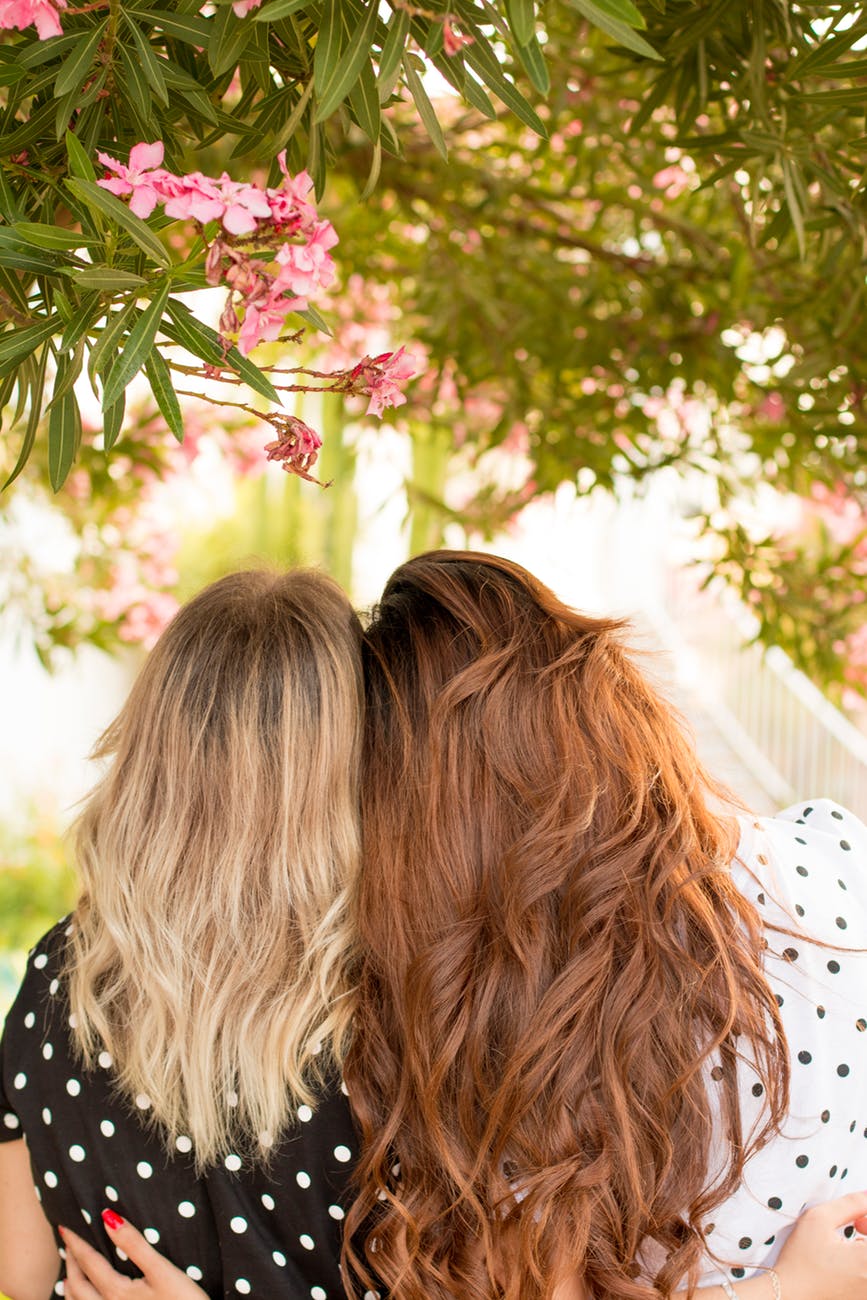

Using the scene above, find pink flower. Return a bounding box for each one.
[159,171,225,224]
[118,592,180,650]
[352,347,417,417]
[267,158,318,231]
[264,416,325,484]
[216,176,272,235]
[0,0,66,39]
[232,0,262,14]
[758,391,786,423]
[97,142,167,218]
[237,302,290,355]
[651,164,691,200]
[442,18,473,56]
[271,223,338,298]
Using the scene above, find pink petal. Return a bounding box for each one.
[128,186,160,219]
[129,141,164,172]
[221,204,259,236]
[97,176,133,197]
[33,2,63,38]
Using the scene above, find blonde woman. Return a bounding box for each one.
[0,569,363,1300]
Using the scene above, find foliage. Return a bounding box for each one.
[0,0,659,486]
[0,814,74,951]
[3,0,867,697]
[320,4,867,694]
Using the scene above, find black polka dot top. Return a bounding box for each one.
[0,919,367,1299]
[685,800,867,1288]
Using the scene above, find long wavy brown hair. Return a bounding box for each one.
[344,551,788,1300]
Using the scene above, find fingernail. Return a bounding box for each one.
[102,1208,124,1231]
[58,1224,67,1239]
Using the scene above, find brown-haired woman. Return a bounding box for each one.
[343,550,867,1300]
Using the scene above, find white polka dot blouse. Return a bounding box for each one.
[686,799,867,1288]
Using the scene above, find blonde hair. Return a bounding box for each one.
[68,568,362,1166]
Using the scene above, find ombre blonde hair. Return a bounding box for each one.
[68,568,362,1166]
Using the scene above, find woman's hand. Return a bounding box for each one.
[770,1190,867,1300]
[60,1215,207,1300]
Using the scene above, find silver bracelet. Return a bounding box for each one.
[720,1282,738,1300]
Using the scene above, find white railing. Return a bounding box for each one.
[647,578,867,818]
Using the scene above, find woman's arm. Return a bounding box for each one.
[0,1138,60,1300]
[553,1190,867,1300]
[63,1191,867,1300]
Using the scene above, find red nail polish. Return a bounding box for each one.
[102,1209,124,1231]
[58,1225,67,1239]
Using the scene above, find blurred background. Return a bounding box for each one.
[4,9,867,1018]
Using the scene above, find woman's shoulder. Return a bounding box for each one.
[733,799,867,942]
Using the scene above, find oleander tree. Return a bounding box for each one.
[1,0,867,698]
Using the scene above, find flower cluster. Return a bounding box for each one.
[97,142,338,356]
[0,0,65,39]
[349,348,417,417]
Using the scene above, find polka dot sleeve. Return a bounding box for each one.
[0,1020,22,1142]
[0,934,55,1144]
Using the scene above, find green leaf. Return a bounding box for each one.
[515,32,549,94]
[378,8,409,98]
[313,0,344,93]
[88,303,137,391]
[175,84,221,127]
[10,222,100,250]
[48,356,82,491]
[133,8,212,44]
[0,317,60,371]
[54,21,108,98]
[253,0,309,20]
[17,34,78,67]
[47,338,86,408]
[162,302,224,365]
[102,391,126,451]
[315,0,379,121]
[403,54,448,160]
[347,58,381,143]
[587,0,646,27]
[163,303,281,401]
[66,128,99,187]
[0,236,64,276]
[101,279,171,410]
[118,43,156,128]
[295,304,332,337]
[209,2,255,77]
[567,0,660,59]
[69,267,150,291]
[60,295,100,351]
[0,265,29,316]
[359,139,382,199]
[451,15,547,133]
[123,16,170,105]
[0,168,23,223]
[272,80,314,152]
[504,0,535,47]
[0,64,26,88]
[65,178,170,268]
[2,101,55,154]
[307,119,325,197]
[781,156,807,258]
[3,345,48,490]
[145,346,184,441]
